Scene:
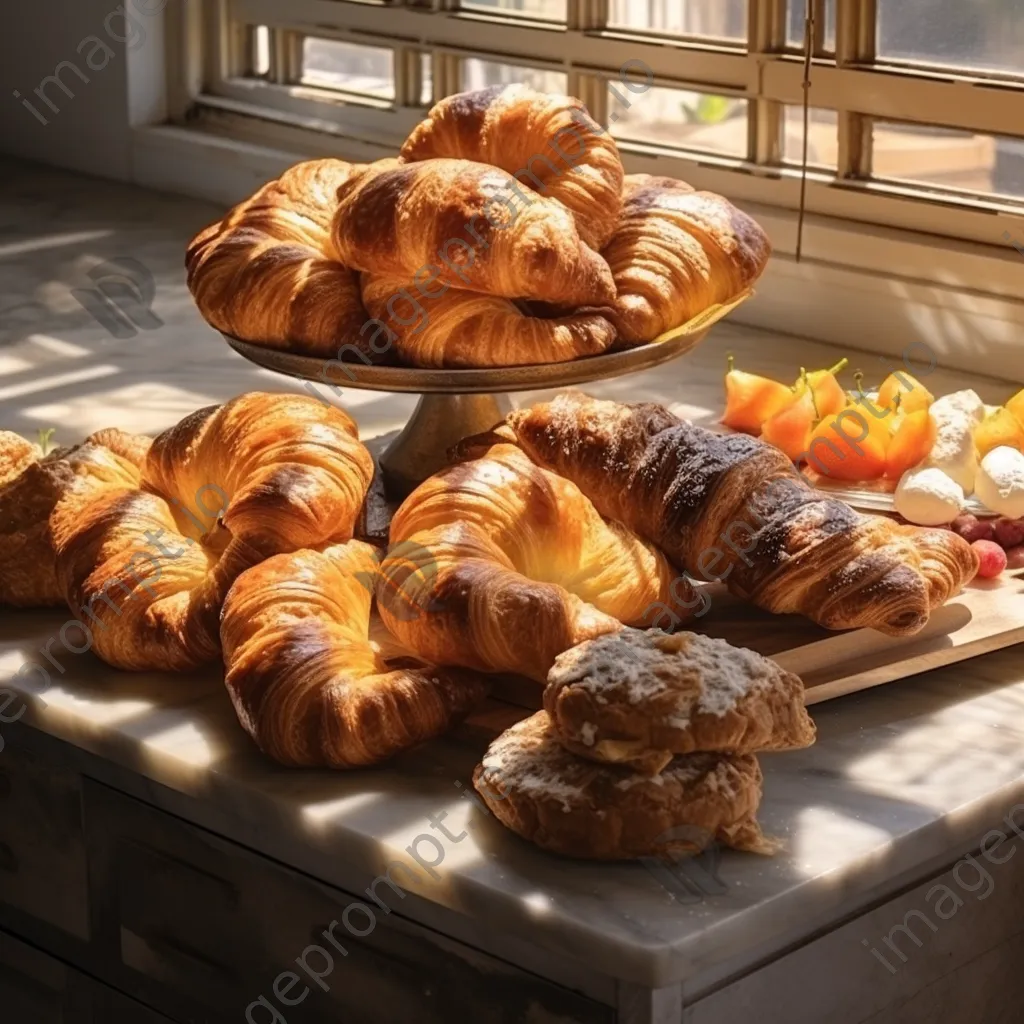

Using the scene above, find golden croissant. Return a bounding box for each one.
[331,158,616,307]
[220,540,488,767]
[1,429,149,607]
[603,174,771,344]
[51,392,374,671]
[377,439,702,682]
[186,159,373,359]
[400,85,625,251]
[505,393,979,635]
[359,273,615,368]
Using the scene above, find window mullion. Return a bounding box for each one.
[835,0,875,179]
[567,0,608,32]
[747,0,785,166]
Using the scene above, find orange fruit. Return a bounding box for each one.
[761,391,817,462]
[793,360,848,419]
[975,407,1024,457]
[1006,388,1024,432]
[877,372,934,415]
[885,409,936,480]
[722,369,794,434]
[806,404,888,481]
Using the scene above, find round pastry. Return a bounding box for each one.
[359,274,615,368]
[220,540,488,767]
[473,711,776,859]
[378,440,701,683]
[545,628,815,775]
[186,158,374,359]
[51,392,374,672]
[1,429,149,607]
[400,85,625,251]
[602,174,771,344]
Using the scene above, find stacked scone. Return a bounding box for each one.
[187,84,771,368]
[473,629,816,861]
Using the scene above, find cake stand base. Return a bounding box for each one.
[378,392,512,497]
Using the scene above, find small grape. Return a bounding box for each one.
[972,539,1008,579]
[952,513,995,543]
[1005,545,1024,571]
[993,518,1024,549]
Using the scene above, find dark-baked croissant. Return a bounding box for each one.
[602,174,771,344]
[505,393,979,635]
[400,85,624,251]
[1,429,149,607]
[331,158,616,307]
[359,273,615,367]
[378,440,701,682]
[186,159,371,358]
[52,392,374,671]
[221,540,487,767]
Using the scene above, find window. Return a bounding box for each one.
[192,0,1024,250]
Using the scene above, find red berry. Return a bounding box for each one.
[1005,545,1024,570]
[952,513,995,543]
[993,517,1024,549]
[972,539,1008,579]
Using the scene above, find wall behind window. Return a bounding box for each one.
[0,0,165,180]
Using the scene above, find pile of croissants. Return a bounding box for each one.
[2,390,978,858]
[186,84,772,368]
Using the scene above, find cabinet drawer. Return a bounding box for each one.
[0,738,89,940]
[84,780,612,1024]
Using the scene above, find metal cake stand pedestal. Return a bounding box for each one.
[223,292,749,498]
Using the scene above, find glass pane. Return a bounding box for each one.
[786,0,836,52]
[877,0,1024,76]
[461,59,567,94]
[609,84,748,157]
[609,0,747,40]
[301,39,394,100]
[420,53,433,107]
[783,107,838,167]
[872,122,1024,201]
[252,26,270,77]
[461,0,566,21]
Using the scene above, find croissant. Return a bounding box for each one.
[505,393,979,635]
[377,440,701,682]
[51,392,374,671]
[331,159,616,307]
[359,273,615,367]
[400,85,625,251]
[1,429,148,607]
[220,540,487,767]
[602,174,771,344]
[186,159,373,359]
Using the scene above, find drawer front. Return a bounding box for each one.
[0,737,89,940]
[84,780,613,1024]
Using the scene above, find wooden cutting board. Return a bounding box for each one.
[488,572,1024,711]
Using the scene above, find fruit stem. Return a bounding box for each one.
[827,357,849,377]
[802,368,821,421]
[727,352,735,373]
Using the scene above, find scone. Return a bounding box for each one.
[545,629,815,775]
[472,711,776,860]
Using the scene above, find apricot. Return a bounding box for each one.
[1006,388,1024,432]
[975,407,1024,457]
[886,409,936,480]
[806,405,888,481]
[722,369,794,434]
[761,391,817,462]
[877,372,934,415]
[792,359,848,419]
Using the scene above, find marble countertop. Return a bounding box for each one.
[3,156,1024,992]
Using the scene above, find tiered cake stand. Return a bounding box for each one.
[224,292,749,498]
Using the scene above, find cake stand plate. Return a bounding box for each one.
[223,291,750,496]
